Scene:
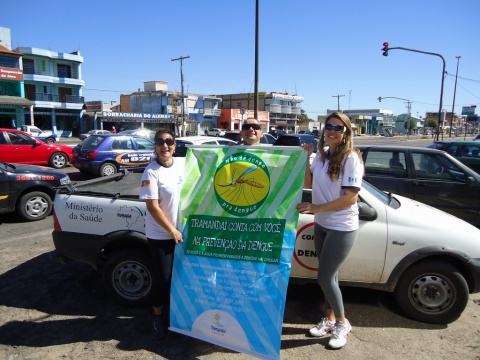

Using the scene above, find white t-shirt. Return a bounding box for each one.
[310,149,363,231]
[139,158,185,240]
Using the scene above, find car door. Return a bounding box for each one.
[361,149,415,198]
[0,168,11,212]
[411,151,480,225]
[4,131,46,165]
[0,131,13,162]
[457,143,480,173]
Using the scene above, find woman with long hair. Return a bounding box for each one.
[296,112,364,349]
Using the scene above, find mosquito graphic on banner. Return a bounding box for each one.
[169,145,307,360]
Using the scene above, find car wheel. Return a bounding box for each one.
[102,249,153,307]
[99,163,117,176]
[49,152,68,169]
[16,191,53,221]
[46,137,55,144]
[395,260,469,324]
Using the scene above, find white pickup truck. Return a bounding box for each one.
[51,171,480,324]
[20,125,58,143]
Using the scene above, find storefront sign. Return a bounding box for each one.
[101,111,173,120]
[0,67,23,81]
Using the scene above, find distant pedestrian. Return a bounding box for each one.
[112,126,117,134]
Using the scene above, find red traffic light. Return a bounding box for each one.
[382,42,389,56]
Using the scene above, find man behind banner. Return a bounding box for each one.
[240,117,263,145]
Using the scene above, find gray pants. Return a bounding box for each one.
[314,223,358,318]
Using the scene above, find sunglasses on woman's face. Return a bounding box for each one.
[324,123,346,133]
[242,123,261,131]
[154,138,175,146]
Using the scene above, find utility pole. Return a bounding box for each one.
[171,55,190,136]
[332,94,345,111]
[254,0,260,119]
[449,56,461,138]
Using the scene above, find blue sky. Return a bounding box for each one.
[2,0,479,119]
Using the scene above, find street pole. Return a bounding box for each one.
[449,56,461,138]
[254,0,259,119]
[381,44,446,141]
[171,55,190,136]
[332,94,345,111]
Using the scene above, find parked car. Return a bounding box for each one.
[52,171,480,323]
[273,134,318,153]
[223,131,242,142]
[0,128,72,169]
[236,133,277,146]
[20,125,57,143]
[71,134,155,176]
[174,136,237,157]
[427,140,480,173]
[78,129,112,140]
[0,162,71,221]
[268,129,287,138]
[118,128,155,141]
[357,145,480,227]
[207,128,226,137]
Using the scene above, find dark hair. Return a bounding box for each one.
[154,127,175,140]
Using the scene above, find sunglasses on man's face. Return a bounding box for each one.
[242,123,261,131]
[154,138,175,146]
[324,123,346,133]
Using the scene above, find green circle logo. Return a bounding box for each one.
[214,152,270,216]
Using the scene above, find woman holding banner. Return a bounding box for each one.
[139,127,185,340]
[296,111,364,349]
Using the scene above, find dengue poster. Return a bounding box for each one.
[170,145,306,359]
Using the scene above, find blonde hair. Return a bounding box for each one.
[319,112,362,181]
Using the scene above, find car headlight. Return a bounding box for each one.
[60,175,71,185]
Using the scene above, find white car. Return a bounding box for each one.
[118,129,154,141]
[174,136,237,156]
[52,173,480,324]
[207,128,226,137]
[78,129,111,140]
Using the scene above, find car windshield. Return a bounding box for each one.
[362,181,392,205]
[427,142,448,150]
[79,135,106,150]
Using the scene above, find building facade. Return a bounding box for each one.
[217,92,303,132]
[18,47,85,137]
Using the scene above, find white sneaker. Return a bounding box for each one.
[328,320,352,349]
[309,317,336,337]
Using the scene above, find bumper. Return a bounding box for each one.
[469,258,480,293]
[71,159,101,173]
[52,230,108,269]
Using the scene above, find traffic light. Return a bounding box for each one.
[382,42,389,56]
[378,96,382,102]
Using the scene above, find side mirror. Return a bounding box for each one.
[34,139,43,146]
[358,201,377,221]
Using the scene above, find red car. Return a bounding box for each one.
[0,128,73,169]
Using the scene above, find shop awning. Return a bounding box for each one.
[0,95,34,107]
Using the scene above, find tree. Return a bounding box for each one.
[297,109,313,123]
[404,119,415,134]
